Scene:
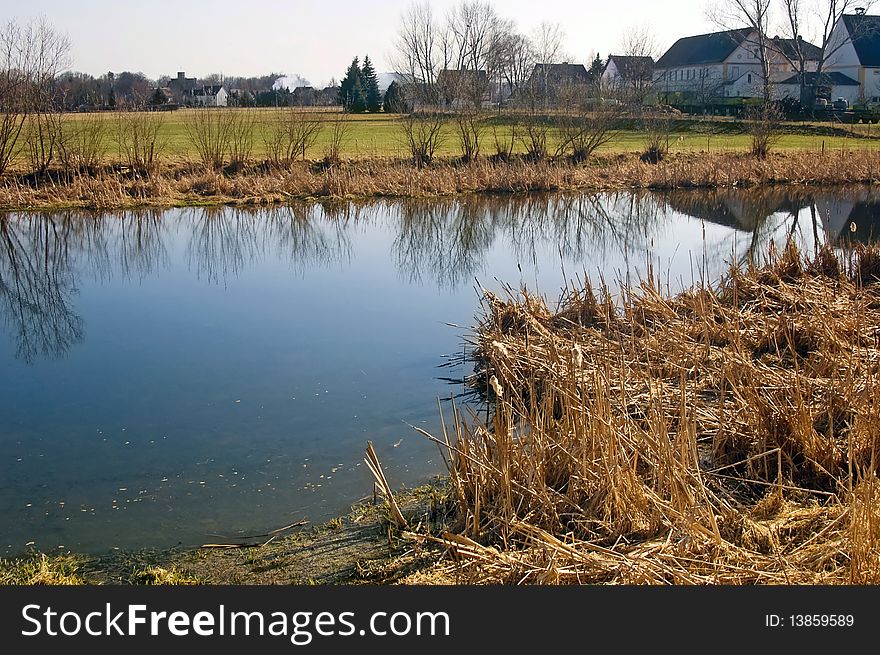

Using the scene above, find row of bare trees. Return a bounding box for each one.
[394,0,574,108]
[0,18,70,175]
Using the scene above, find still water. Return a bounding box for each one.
[1,189,878,554]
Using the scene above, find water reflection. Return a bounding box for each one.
[2,188,879,363]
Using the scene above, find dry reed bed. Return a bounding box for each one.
[2,150,880,211]
[423,244,880,584]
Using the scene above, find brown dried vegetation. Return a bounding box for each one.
[420,244,880,584]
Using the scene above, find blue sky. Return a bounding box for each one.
[0,0,718,85]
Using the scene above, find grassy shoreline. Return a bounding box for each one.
[2,149,880,212]
[0,483,452,585]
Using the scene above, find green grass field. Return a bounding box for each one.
[25,107,880,167]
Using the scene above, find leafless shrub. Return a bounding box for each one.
[323,113,351,166]
[261,107,323,167]
[492,117,518,162]
[640,111,671,164]
[227,109,256,170]
[399,112,446,167]
[23,109,64,175]
[58,113,107,173]
[452,110,485,163]
[747,103,782,160]
[556,101,622,163]
[183,109,237,171]
[114,111,164,174]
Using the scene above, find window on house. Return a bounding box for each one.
[748,73,753,84]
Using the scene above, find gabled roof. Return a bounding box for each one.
[772,37,822,62]
[606,55,655,80]
[842,14,880,67]
[778,71,860,86]
[656,28,752,67]
[530,63,590,86]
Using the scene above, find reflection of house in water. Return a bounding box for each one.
[659,190,811,232]
[814,191,880,244]
[661,188,880,249]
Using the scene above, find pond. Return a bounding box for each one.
[1,188,878,554]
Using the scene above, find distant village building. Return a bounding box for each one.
[293,86,318,106]
[776,71,861,104]
[528,62,591,100]
[192,85,228,107]
[437,69,492,108]
[168,71,198,104]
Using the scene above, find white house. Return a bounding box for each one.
[602,55,655,98]
[824,12,880,104]
[192,85,228,107]
[654,28,821,102]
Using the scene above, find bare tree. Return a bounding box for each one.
[555,96,623,163]
[322,113,351,166]
[393,1,445,106]
[777,0,877,106]
[261,107,323,167]
[0,18,70,175]
[58,112,107,173]
[530,22,568,106]
[114,111,164,174]
[610,26,660,103]
[710,0,774,102]
[492,32,535,102]
[399,112,446,166]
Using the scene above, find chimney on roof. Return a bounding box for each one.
[177,72,185,80]
[855,7,866,14]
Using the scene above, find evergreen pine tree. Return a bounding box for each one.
[588,53,605,85]
[361,55,381,112]
[383,81,409,114]
[339,58,367,112]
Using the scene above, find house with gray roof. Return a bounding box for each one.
[528,63,591,101]
[654,28,821,102]
[824,12,880,104]
[602,55,655,100]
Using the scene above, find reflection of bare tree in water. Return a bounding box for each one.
[393,197,498,289]
[0,213,85,362]
[506,193,656,270]
[0,209,169,363]
[268,203,353,273]
[116,210,168,280]
[392,193,658,291]
[185,207,264,285]
[184,205,354,284]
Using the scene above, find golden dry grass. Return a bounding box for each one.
[1,150,880,212]
[416,243,880,584]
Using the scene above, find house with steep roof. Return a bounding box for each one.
[602,55,655,99]
[824,12,880,104]
[192,85,228,107]
[437,69,492,108]
[603,56,655,85]
[528,63,591,100]
[654,28,822,102]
